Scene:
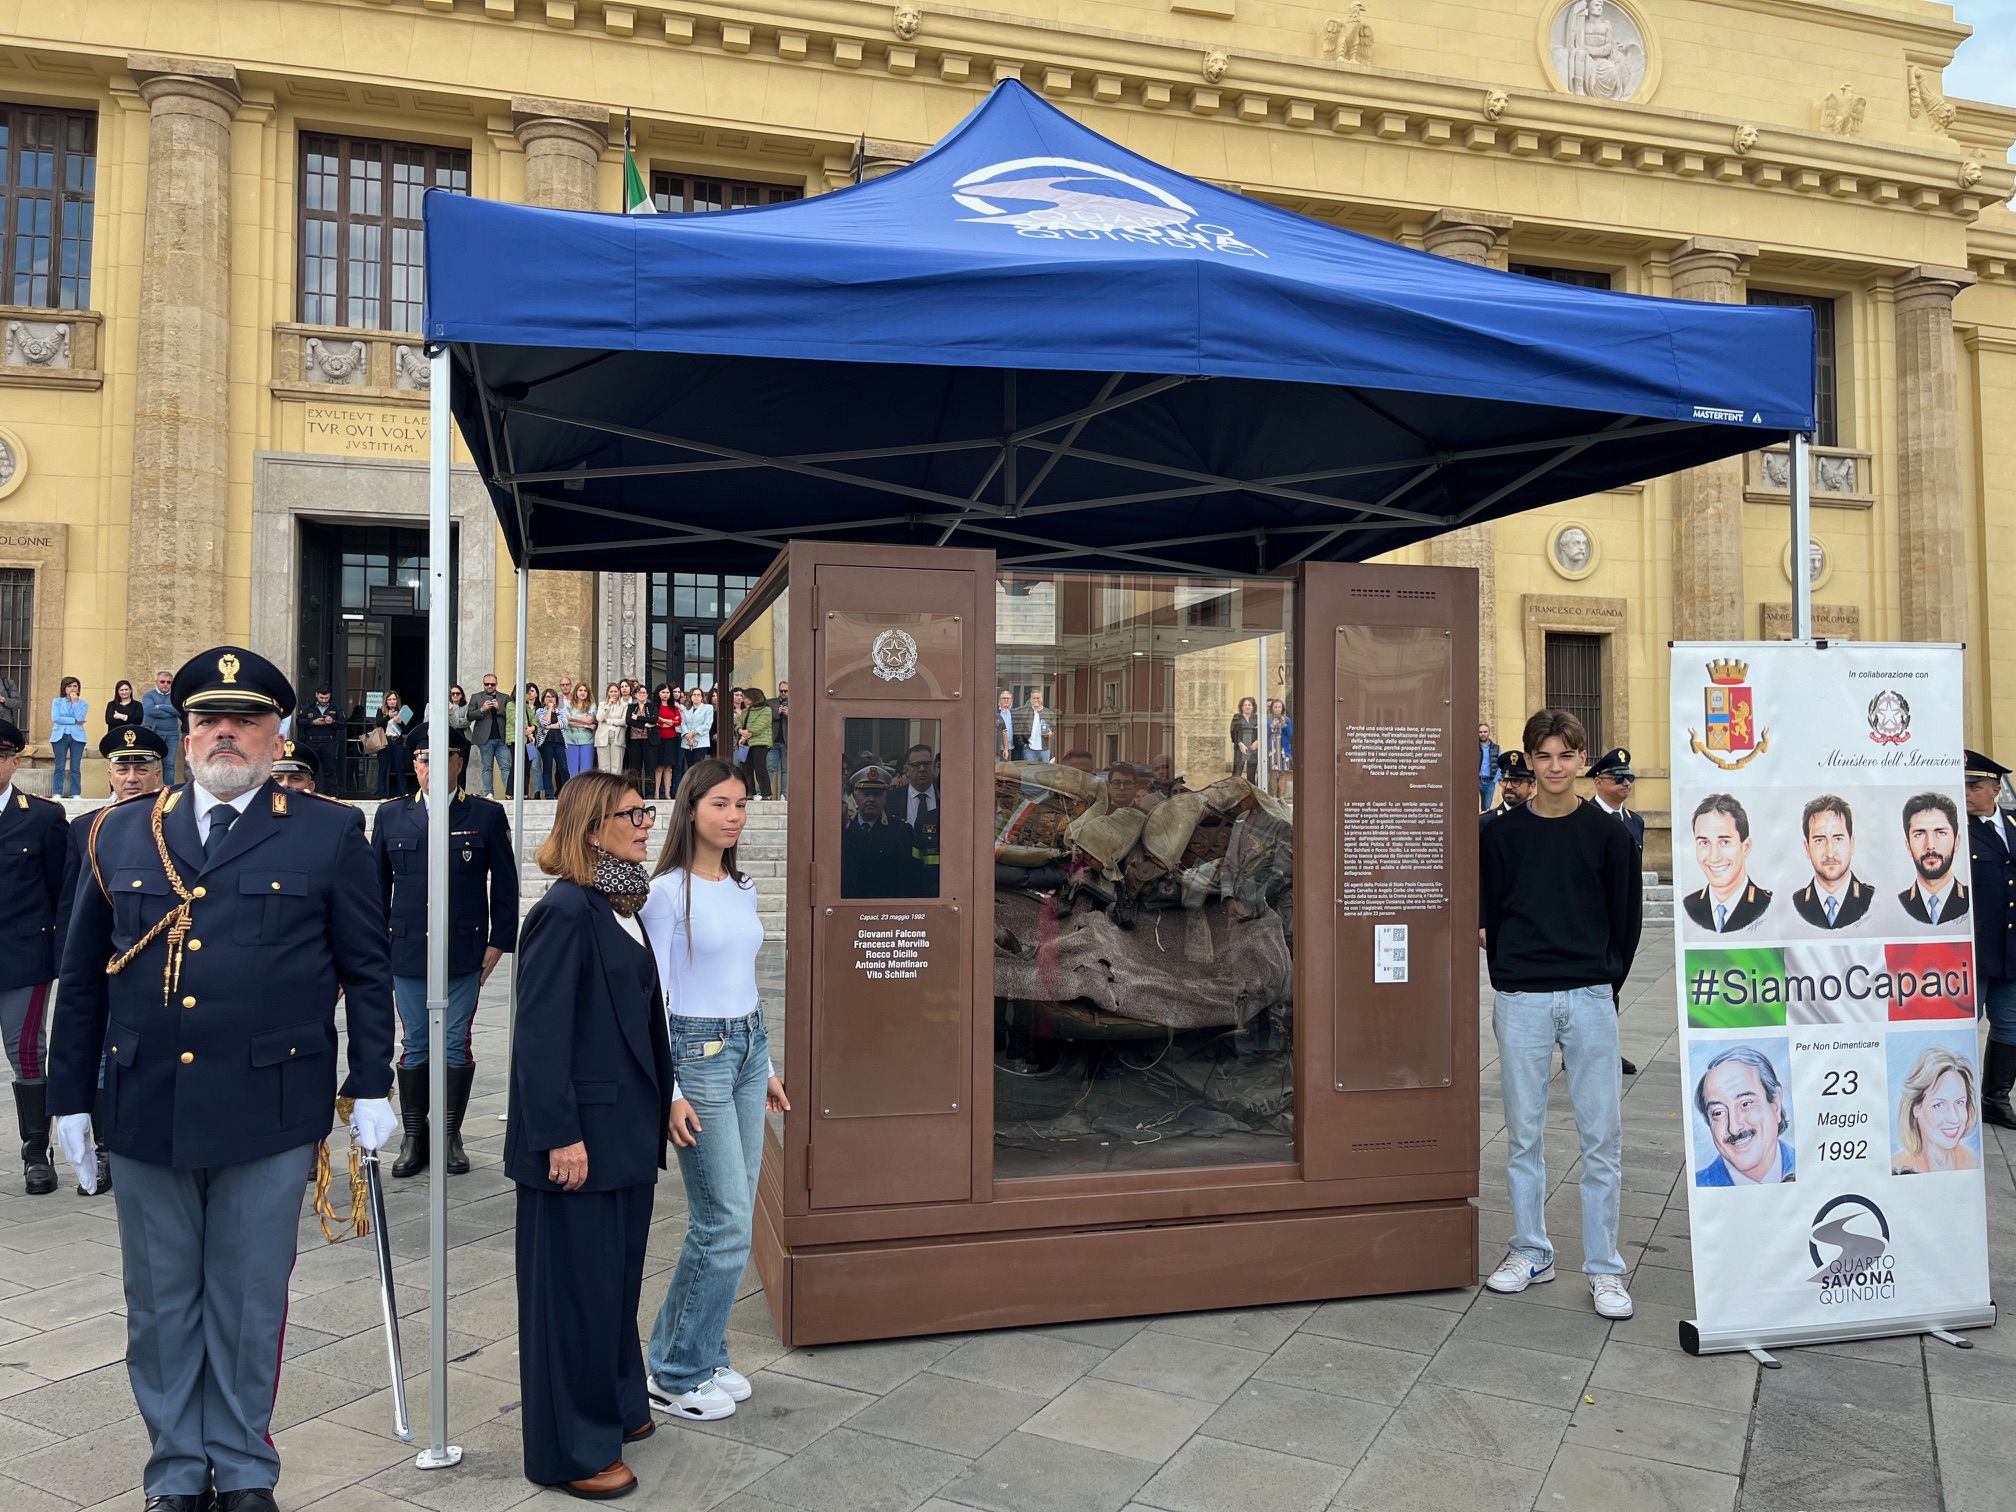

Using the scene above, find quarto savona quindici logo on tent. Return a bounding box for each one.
[951,157,1266,257]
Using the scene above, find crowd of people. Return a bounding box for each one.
[2,645,792,1507]
[6,671,790,805]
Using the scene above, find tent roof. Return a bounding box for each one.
[425,80,1814,576]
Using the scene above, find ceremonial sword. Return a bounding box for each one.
[361,1147,415,1442]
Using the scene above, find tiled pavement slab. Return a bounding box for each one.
[3,924,2010,1511]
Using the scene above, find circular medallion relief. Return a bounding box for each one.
[1782,536,1831,589]
[1543,0,1653,103]
[1548,521,1599,580]
[0,426,24,501]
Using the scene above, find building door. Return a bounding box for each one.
[297,521,453,795]
[647,572,756,693]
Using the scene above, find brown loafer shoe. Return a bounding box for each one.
[562,1462,636,1501]
[623,1421,654,1443]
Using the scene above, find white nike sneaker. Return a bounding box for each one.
[1484,1253,1556,1294]
[713,1366,753,1401]
[648,1377,737,1420]
[1589,1274,1635,1319]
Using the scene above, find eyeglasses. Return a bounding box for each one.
[607,805,657,828]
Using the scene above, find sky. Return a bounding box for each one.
[1947,1,2016,109]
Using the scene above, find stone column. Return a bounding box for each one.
[1421,210,1512,724]
[512,98,610,685]
[1668,236,1757,641]
[1893,265,1975,643]
[126,56,241,669]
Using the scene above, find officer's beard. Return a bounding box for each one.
[190,745,275,799]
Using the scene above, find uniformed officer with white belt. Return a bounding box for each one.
[46,647,398,1512]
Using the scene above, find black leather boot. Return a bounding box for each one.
[78,1089,111,1195]
[13,1082,56,1196]
[1984,1040,2016,1131]
[391,1065,429,1178]
[444,1062,475,1176]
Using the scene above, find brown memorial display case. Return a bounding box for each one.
[723,541,1479,1346]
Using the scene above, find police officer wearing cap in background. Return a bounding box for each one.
[45,646,397,1512]
[51,724,171,1196]
[0,717,68,1195]
[372,722,517,1177]
[1587,747,1643,1077]
[1479,750,1535,830]
[272,739,327,797]
[841,764,918,898]
[1965,749,2016,1129]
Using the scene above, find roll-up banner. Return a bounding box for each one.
[1669,642,1995,1356]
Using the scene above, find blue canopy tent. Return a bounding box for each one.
[405,80,1817,1468]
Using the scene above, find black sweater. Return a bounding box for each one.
[1479,798,1642,994]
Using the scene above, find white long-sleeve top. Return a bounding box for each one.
[639,867,774,1099]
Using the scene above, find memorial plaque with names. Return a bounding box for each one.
[815,903,964,1119]
[1334,624,1455,1091]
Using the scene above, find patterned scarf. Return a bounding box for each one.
[591,853,653,918]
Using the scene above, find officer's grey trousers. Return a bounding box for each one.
[0,982,49,1082]
[114,1141,316,1494]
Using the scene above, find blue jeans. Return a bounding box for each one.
[1984,976,2016,1047]
[477,738,509,796]
[648,1010,770,1394]
[768,744,787,799]
[394,972,480,1067]
[1493,986,1624,1276]
[52,736,83,797]
[1479,779,1496,812]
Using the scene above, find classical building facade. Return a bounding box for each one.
[0,0,2012,840]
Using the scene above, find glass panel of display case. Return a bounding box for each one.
[992,572,1295,1178]
[840,718,944,901]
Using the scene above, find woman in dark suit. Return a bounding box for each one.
[507,770,672,1499]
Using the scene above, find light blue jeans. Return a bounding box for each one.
[52,735,83,797]
[648,1009,770,1394]
[1493,986,1624,1276]
[768,743,787,800]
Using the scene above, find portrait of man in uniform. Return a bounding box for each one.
[1900,791,1969,925]
[1791,794,1873,930]
[1683,793,1773,934]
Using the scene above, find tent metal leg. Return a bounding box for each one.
[503,563,528,1121]
[1789,431,1814,640]
[419,347,463,1471]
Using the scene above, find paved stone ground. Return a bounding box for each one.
[2,924,2009,1512]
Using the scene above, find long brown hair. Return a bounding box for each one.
[537,770,641,884]
[649,757,751,957]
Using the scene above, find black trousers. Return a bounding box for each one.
[515,1181,655,1485]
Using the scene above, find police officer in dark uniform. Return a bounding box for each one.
[297,685,345,796]
[896,742,942,898]
[46,647,396,1512]
[1587,747,1645,849]
[52,724,171,1196]
[272,739,329,797]
[371,722,517,1177]
[841,765,919,898]
[1479,751,1534,830]
[0,717,67,1195]
[1965,750,2016,1128]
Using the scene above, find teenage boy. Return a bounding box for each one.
[1479,709,1643,1319]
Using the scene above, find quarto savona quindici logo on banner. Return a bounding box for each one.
[1808,1194,1897,1305]
[952,157,1266,257]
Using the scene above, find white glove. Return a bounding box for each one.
[348,1097,400,1153]
[54,1113,97,1195]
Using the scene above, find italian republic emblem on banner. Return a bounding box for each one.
[1669,641,1995,1359]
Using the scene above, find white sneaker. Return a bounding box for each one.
[1485,1253,1556,1294]
[648,1378,737,1420]
[1589,1274,1634,1319]
[713,1366,752,1402]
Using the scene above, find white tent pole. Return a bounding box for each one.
[418,346,463,1471]
[1790,432,1814,640]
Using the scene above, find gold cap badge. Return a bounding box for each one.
[218,653,241,684]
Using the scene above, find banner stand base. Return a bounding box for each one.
[1681,1304,1996,1358]
[1746,1347,1782,1369]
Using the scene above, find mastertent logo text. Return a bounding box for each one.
[952,157,1266,257]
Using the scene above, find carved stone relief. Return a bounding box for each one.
[4,321,70,369]
[1483,89,1509,122]
[1959,152,1984,188]
[394,345,432,391]
[1548,1,1647,101]
[1815,454,1857,494]
[1733,124,1758,155]
[1908,66,1958,134]
[1761,450,1791,489]
[892,5,921,40]
[305,336,368,386]
[1321,5,1373,66]
[0,432,18,495]
[1202,50,1229,84]
[1820,81,1866,136]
